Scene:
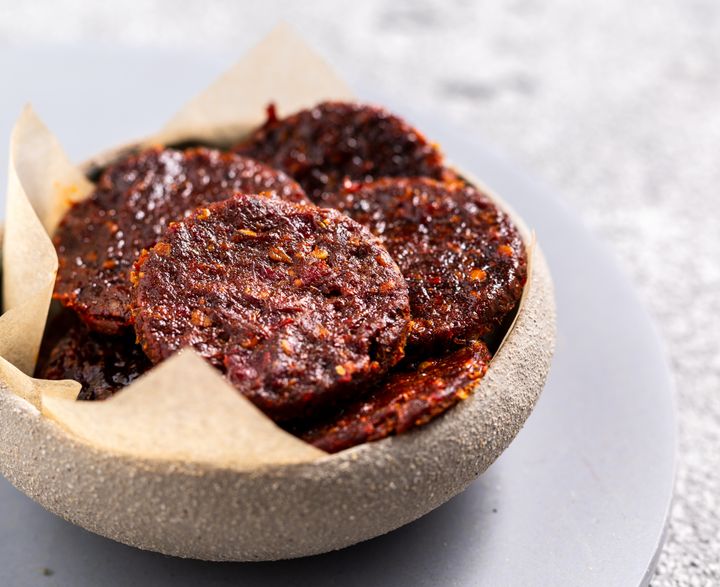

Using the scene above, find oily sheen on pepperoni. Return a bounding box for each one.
[53,146,308,334]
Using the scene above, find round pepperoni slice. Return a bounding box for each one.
[234,101,452,205]
[325,178,527,350]
[53,146,309,334]
[35,313,151,401]
[297,341,491,453]
[131,194,410,422]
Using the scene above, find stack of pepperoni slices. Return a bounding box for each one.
[36,102,527,453]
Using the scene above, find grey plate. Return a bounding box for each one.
[0,45,675,587]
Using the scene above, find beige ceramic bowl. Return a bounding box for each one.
[0,141,556,561]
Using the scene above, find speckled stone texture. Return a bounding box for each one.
[0,0,718,581]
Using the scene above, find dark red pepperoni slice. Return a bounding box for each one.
[325,177,527,350]
[297,341,491,453]
[235,101,452,205]
[53,146,309,334]
[35,312,150,401]
[131,194,410,421]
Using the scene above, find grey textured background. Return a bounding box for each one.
[0,1,718,584]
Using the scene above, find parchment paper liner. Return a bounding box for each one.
[1,24,533,471]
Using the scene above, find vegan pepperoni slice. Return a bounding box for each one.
[35,313,150,401]
[130,194,411,421]
[234,101,452,205]
[325,177,527,350]
[297,341,491,453]
[53,146,309,335]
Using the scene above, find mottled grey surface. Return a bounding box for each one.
[0,1,718,584]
